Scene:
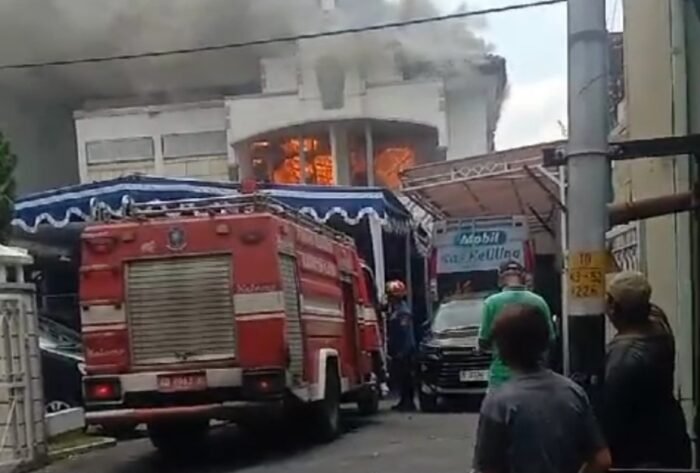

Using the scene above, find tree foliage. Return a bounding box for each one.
[0,132,17,244]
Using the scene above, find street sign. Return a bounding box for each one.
[568,251,606,301]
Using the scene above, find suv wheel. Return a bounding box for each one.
[45,399,74,414]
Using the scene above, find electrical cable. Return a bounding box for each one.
[0,0,566,71]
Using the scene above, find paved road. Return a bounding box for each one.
[40,409,479,473]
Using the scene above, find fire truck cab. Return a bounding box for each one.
[79,194,383,452]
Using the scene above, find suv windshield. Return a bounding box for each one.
[38,316,82,354]
[432,299,484,333]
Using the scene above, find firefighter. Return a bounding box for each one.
[385,280,417,412]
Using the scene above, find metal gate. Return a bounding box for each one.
[279,255,304,383]
[0,249,46,470]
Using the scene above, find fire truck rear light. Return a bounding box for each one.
[215,224,230,235]
[121,232,136,243]
[240,231,264,245]
[242,370,285,398]
[85,378,121,402]
[85,237,117,254]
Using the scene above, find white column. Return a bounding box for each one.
[329,123,351,185]
[365,121,375,186]
[232,142,253,181]
[153,132,164,176]
[329,124,339,185]
[369,217,386,302]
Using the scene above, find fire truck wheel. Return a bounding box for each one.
[147,420,208,455]
[357,384,380,416]
[311,361,341,442]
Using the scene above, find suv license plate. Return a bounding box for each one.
[158,373,207,393]
[459,370,488,382]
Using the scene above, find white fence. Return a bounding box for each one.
[0,246,46,471]
[607,222,643,272]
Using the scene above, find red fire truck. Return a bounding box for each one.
[79,193,383,452]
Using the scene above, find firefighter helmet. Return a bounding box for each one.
[385,280,407,297]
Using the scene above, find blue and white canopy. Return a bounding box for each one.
[13,175,414,235]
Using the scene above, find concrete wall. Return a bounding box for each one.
[227,80,449,147]
[74,101,229,183]
[686,0,700,432]
[0,94,78,196]
[445,83,489,159]
[688,4,700,134]
[229,50,497,161]
[618,0,695,421]
[71,49,499,186]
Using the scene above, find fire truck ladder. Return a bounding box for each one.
[124,193,356,247]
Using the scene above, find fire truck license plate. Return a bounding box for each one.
[157,373,207,392]
[459,370,488,382]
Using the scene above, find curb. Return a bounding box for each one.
[48,437,117,461]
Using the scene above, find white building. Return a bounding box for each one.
[74,40,506,188]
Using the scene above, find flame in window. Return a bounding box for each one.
[251,138,415,189]
[374,147,415,189]
[266,138,335,185]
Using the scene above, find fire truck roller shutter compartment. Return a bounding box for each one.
[279,254,304,382]
[126,255,236,366]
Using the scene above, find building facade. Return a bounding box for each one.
[615,0,700,429]
[74,43,506,189]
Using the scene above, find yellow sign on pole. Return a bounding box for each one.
[569,251,607,299]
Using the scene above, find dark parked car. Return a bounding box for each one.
[38,317,139,436]
[417,295,491,412]
[38,316,85,413]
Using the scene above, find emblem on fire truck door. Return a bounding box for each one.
[167,227,187,251]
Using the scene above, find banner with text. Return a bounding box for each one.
[434,218,529,274]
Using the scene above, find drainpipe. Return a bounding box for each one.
[669,0,695,448]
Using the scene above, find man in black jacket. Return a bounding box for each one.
[603,271,691,468]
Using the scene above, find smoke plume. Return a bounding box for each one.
[0,0,498,102]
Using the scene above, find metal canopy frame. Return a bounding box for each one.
[400,141,565,236]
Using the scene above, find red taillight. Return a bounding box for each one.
[242,371,285,398]
[85,379,120,402]
[240,230,264,245]
[84,236,117,254]
[93,384,114,399]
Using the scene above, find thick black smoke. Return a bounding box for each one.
[0,0,495,102]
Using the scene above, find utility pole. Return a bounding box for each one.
[565,0,609,396]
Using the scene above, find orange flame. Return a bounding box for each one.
[272,138,334,185]
[374,147,415,189]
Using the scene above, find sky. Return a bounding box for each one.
[434,0,623,150]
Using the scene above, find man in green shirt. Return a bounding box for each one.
[478,261,554,388]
